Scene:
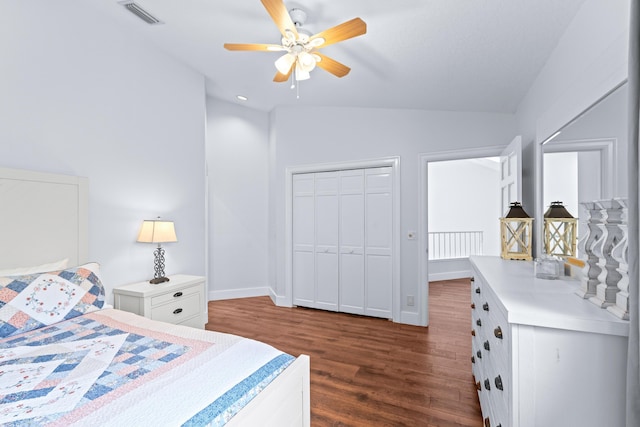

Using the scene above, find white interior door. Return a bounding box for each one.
[314,172,339,311]
[500,135,523,215]
[364,167,393,318]
[292,174,315,308]
[339,169,365,315]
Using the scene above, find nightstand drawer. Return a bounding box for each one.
[151,292,201,323]
[113,274,207,329]
[151,283,201,307]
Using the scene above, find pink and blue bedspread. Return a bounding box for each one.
[0,309,294,426]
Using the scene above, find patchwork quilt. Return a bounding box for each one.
[0,309,294,426]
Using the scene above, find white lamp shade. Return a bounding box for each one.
[275,53,296,74]
[295,62,311,80]
[137,220,177,243]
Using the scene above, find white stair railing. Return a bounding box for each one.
[428,231,484,260]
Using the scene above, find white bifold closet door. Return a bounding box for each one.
[292,167,393,319]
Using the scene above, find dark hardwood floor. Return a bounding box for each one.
[206,279,482,426]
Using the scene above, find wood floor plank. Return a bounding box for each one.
[207,279,482,426]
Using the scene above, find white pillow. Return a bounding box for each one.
[0,258,69,276]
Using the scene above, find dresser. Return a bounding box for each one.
[113,275,207,329]
[470,256,629,427]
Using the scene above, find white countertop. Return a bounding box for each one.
[470,256,629,337]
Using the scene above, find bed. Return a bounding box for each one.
[0,167,311,426]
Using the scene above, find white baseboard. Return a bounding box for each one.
[429,270,472,282]
[208,286,270,301]
[269,288,292,307]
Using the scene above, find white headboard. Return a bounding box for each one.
[0,167,88,269]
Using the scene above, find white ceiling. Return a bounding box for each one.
[90,0,586,113]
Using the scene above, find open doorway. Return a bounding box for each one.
[427,157,501,281]
[419,140,521,326]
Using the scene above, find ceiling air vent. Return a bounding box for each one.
[118,1,163,25]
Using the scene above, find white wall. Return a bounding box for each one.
[206,99,270,300]
[269,106,517,325]
[0,0,206,300]
[514,0,629,254]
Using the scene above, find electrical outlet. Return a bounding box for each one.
[407,295,415,306]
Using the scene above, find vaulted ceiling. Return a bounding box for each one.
[90,0,586,112]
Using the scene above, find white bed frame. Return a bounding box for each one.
[0,166,311,426]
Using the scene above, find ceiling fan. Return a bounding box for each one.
[223,0,367,83]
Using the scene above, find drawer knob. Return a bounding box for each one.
[173,291,183,298]
[470,277,475,282]
[471,303,476,309]
[495,375,503,391]
[476,350,482,359]
[484,378,491,390]
[483,302,489,311]
[484,340,490,351]
[173,308,183,315]
[476,381,481,390]
[494,326,503,339]
[484,418,491,427]
[475,287,481,294]
[471,356,475,364]
[476,319,482,327]
[471,329,476,336]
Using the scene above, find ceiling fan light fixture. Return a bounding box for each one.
[275,53,296,74]
[295,62,311,81]
[298,51,317,71]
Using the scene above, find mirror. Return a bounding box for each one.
[537,82,628,257]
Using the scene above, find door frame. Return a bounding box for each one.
[419,146,505,326]
[285,156,401,322]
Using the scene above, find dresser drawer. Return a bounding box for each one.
[151,283,202,306]
[151,292,201,324]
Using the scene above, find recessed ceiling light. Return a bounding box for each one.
[236,95,248,101]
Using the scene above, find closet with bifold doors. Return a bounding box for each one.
[292,167,393,319]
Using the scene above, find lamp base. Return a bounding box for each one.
[149,276,170,285]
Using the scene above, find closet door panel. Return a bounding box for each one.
[365,167,393,318]
[314,172,339,310]
[292,174,315,307]
[339,169,365,314]
[366,255,392,316]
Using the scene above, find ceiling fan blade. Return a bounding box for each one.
[224,43,285,52]
[274,66,293,83]
[314,53,351,78]
[310,17,366,48]
[261,0,298,39]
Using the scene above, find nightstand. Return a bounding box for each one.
[113,274,207,329]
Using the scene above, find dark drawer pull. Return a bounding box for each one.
[471,355,475,364]
[173,308,183,315]
[471,303,476,309]
[484,378,491,390]
[484,340,490,351]
[475,287,481,294]
[476,381,481,390]
[476,350,482,359]
[495,375,503,391]
[471,329,476,336]
[476,319,482,327]
[483,302,489,311]
[470,277,475,282]
[494,326,503,339]
[484,418,491,427]
[173,292,183,298]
